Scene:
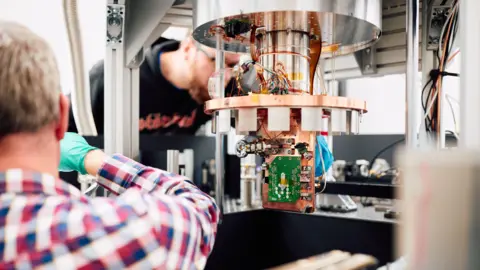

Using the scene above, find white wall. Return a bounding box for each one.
[345,56,460,135]
[0,0,106,95]
[0,0,190,95]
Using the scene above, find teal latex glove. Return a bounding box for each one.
[59,132,98,175]
[315,135,334,177]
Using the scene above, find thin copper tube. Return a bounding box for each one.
[309,27,323,94]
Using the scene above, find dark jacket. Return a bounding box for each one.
[67,39,233,135]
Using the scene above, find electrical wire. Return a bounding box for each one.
[368,138,405,171]
[445,94,460,135]
[423,0,459,134]
[445,95,457,130]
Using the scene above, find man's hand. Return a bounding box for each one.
[59,132,102,175]
[315,135,334,177]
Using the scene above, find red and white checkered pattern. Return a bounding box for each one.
[0,154,219,269]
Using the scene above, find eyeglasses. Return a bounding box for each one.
[195,42,237,68]
[195,43,216,62]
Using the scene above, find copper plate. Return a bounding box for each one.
[205,95,367,113]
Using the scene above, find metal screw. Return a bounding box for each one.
[365,64,371,70]
[366,48,371,54]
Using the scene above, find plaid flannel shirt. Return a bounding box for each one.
[0,154,219,269]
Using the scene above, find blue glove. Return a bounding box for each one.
[59,132,98,175]
[315,135,334,177]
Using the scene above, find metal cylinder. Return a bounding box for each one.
[166,150,180,174]
[258,31,311,92]
[405,0,420,149]
[240,154,257,208]
[192,0,382,56]
[240,179,255,208]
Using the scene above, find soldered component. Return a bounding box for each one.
[268,156,301,203]
[302,151,313,160]
[300,174,311,183]
[236,137,296,158]
[300,165,312,182]
[295,142,309,154]
[300,193,313,201]
[302,166,312,171]
[224,19,251,38]
[236,139,264,158]
[301,183,311,190]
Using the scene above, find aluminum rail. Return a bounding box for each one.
[405,0,420,149]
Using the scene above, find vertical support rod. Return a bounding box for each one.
[215,33,225,214]
[105,2,142,196]
[105,3,126,157]
[419,0,437,149]
[167,150,180,174]
[405,0,420,149]
[460,0,480,149]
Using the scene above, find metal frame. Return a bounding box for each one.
[406,0,420,149]
[99,0,179,196]
[104,0,177,160]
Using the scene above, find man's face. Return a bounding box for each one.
[188,43,239,104]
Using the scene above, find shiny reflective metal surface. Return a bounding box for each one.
[259,31,310,91]
[192,0,382,56]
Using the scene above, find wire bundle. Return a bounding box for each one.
[422,0,459,133]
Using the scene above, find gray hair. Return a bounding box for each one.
[0,21,60,137]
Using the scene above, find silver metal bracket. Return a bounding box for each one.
[354,45,378,75]
[106,4,125,48]
[427,5,451,51]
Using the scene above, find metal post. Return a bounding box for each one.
[419,0,437,149]
[405,0,420,149]
[215,32,225,214]
[105,1,127,157]
[167,150,180,174]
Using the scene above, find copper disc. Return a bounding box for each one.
[205,95,367,113]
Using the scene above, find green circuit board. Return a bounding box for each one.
[268,156,301,203]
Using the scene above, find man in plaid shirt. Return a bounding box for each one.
[0,21,218,269]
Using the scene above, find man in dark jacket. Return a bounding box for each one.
[68,37,240,134]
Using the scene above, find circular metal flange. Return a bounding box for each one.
[205,95,367,113]
[192,0,382,56]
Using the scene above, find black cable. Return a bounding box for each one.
[368,138,406,170]
[421,78,434,130]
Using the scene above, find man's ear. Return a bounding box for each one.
[180,37,195,59]
[56,94,70,141]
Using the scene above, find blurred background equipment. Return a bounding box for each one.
[45,0,470,268]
